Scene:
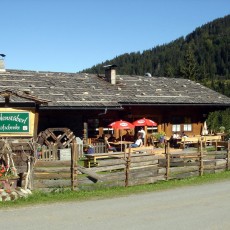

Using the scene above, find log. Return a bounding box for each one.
[215,159,227,166]
[34,167,71,173]
[78,165,103,182]
[128,175,165,186]
[35,160,71,167]
[34,172,71,179]
[204,165,226,170]
[96,158,126,166]
[130,155,163,163]
[130,165,158,172]
[169,166,199,173]
[90,164,125,172]
[128,170,159,179]
[102,172,126,181]
[170,171,199,179]
[33,179,71,188]
[130,160,158,168]
[158,168,166,175]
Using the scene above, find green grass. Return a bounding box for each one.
[1,170,230,209]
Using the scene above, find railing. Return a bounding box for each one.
[37,137,84,161]
[38,144,59,161]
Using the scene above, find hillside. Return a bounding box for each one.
[82,15,230,97]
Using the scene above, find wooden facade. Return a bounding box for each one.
[37,104,222,140]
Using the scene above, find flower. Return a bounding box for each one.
[0,164,17,180]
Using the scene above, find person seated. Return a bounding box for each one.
[104,137,117,152]
[108,133,116,142]
[97,134,105,142]
[86,145,95,154]
[122,130,133,141]
[181,131,188,138]
[173,132,180,139]
[130,135,143,148]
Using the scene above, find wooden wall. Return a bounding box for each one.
[37,105,217,139]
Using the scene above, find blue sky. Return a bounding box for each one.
[1,0,229,73]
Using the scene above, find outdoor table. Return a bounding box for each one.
[109,141,133,151]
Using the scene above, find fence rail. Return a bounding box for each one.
[32,140,230,191]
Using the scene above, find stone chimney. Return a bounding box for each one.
[104,64,117,85]
[0,55,6,72]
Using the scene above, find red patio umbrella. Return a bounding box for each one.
[132,118,157,127]
[132,118,157,146]
[108,120,135,129]
[108,120,134,151]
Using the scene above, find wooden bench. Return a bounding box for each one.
[84,146,155,167]
[204,135,221,146]
[84,152,124,168]
[180,137,200,149]
[180,135,222,149]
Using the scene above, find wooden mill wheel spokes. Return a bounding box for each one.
[37,128,76,149]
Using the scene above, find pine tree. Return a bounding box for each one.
[180,46,198,81]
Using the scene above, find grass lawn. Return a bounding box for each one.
[1,170,230,209]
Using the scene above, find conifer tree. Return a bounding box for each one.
[180,46,198,81]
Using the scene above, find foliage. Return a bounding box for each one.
[151,131,166,147]
[206,108,230,139]
[180,45,198,81]
[151,131,166,142]
[0,164,17,180]
[82,15,230,97]
[82,15,230,140]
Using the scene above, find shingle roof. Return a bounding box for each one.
[0,69,229,108]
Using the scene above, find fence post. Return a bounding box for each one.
[71,141,78,191]
[125,148,131,187]
[227,140,230,170]
[165,141,170,180]
[199,138,204,176]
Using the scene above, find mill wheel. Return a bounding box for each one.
[37,128,76,149]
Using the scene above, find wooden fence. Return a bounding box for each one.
[33,142,78,191]
[32,140,230,191]
[77,140,230,190]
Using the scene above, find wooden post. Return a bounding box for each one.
[165,141,170,180]
[199,138,204,176]
[83,122,88,144]
[227,140,230,170]
[71,141,78,191]
[125,147,131,187]
[144,126,147,146]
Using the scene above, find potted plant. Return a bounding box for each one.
[219,126,225,133]
[151,131,166,148]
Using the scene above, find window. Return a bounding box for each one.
[172,124,180,132]
[184,124,192,131]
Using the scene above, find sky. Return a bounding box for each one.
[1,0,229,73]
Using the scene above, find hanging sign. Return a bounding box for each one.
[0,112,30,133]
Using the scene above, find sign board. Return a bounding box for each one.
[0,112,30,133]
[59,148,71,161]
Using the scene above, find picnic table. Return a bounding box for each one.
[109,141,133,151]
[84,152,125,168]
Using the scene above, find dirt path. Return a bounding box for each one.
[1,180,230,230]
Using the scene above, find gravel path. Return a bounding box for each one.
[1,180,230,230]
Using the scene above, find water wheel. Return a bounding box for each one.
[37,128,76,149]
